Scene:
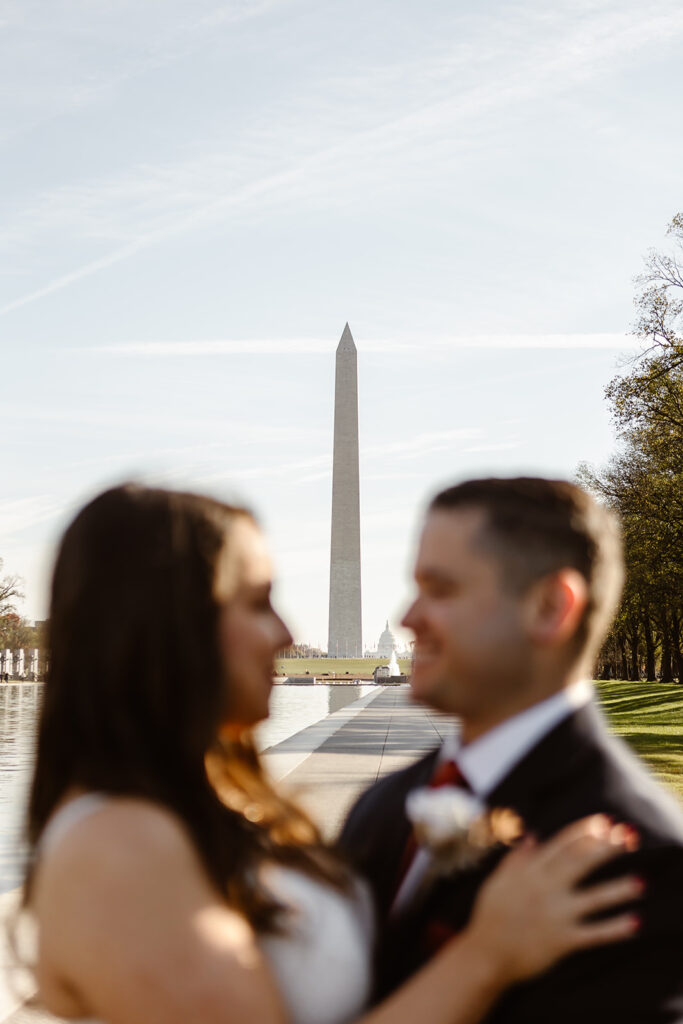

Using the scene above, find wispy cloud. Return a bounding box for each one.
[196,0,291,30]
[461,441,520,455]
[0,159,314,315]
[192,427,512,487]
[362,430,480,461]
[0,496,66,538]
[193,454,331,487]
[85,339,336,356]
[0,402,322,443]
[72,333,637,356]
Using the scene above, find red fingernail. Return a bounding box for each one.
[617,824,640,850]
[633,875,647,892]
[628,914,642,931]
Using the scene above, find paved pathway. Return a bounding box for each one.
[265,686,453,839]
[1,687,453,1023]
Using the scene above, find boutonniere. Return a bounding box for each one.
[405,786,524,875]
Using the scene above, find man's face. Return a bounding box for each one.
[402,507,531,728]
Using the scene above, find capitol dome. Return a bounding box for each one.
[377,620,397,658]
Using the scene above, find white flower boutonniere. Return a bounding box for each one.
[405,786,524,875]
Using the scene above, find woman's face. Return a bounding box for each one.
[214,518,293,727]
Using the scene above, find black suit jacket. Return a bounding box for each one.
[339,702,683,1023]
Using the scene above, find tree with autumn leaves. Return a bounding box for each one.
[0,558,24,647]
[579,214,683,681]
[0,559,45,673]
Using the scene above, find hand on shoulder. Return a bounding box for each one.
[466,814,642,985]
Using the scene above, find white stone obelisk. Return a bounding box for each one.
[328,324,362,658]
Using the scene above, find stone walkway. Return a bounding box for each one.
[265,686,453,839]
[1,687,453,1023]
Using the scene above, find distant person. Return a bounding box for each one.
[21,484,641,1024]
[341,477,683,1022]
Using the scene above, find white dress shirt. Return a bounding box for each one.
[392,680,593,914]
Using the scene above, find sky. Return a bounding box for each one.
[1,0,682,651]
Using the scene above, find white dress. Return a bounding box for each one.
[37,795,374,1024]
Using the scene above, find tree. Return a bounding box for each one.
[0,611,33,650]
[0,558,23,618]
[0,558,28,655]
[579,213,683,682]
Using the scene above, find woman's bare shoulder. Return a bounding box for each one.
[34,796,209,907]
[32,797,287,1024]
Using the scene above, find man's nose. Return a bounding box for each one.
[401,598,420,632]
[275,613,294,650]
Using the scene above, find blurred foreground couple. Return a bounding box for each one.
[20,477,683,1024]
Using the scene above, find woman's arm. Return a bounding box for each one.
[34,805,639,1024]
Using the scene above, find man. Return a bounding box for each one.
[340,478,683,1022]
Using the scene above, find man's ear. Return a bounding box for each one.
[523,569,589,647]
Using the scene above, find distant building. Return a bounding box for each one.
[377,620,397,658]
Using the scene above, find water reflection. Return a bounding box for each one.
[0,685,41,893]
[255,684,375,750]
[0,683,377,893]
[328,684,371,715]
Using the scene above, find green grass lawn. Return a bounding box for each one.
[596,679,683,801]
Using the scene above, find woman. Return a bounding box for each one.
[23,484,641,1024]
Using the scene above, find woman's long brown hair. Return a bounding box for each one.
[23,484,349,932]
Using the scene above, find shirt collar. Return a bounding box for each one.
[441,679,593,799]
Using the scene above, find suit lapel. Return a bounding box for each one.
[487,701,607,826]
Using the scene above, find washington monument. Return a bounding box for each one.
[328,324,362,658]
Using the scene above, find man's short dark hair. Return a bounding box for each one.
[429,477,624,659]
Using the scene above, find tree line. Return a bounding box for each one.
[0,559,46,675]
[579,214,683,683]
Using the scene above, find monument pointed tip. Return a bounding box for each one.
[337,323,356,353]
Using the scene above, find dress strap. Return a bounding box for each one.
[39,793,109,858]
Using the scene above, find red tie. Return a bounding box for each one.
[428,758,470,791]
[392,759,470,903]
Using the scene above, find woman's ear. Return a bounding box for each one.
[523,569,589,647]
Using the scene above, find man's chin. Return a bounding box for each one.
[409,667,440,703]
